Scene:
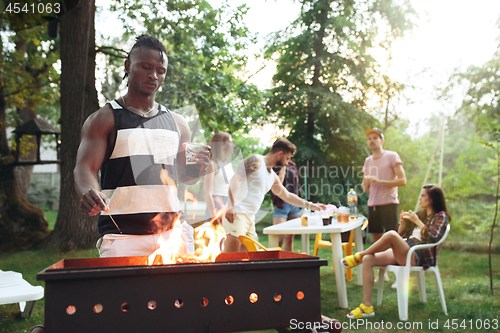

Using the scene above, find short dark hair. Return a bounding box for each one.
[124,34,168,79]
[270,138,296,156]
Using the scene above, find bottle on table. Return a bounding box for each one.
[347,188,358,218]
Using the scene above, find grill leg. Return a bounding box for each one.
[30,325,45,333]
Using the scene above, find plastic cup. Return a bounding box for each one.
[301,216,308,226]
[322,217,332,225]
[337,209,350,223]
[185,143,205,177]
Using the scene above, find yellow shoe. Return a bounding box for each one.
[342,252,362,268]
[347,303,375,319]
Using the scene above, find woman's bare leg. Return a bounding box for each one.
[359,230,411,265]
[361,249,398,307]
[342,231,415,310]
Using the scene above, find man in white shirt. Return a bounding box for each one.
[224,138,326,252]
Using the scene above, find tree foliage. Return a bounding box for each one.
[451,36,500,292]
[0,1,62,250]
[454,52,500,126]
[264,0,415,203]
[105,0,267,140]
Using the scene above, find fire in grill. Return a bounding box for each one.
[37,251,327,333]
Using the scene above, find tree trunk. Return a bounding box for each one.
[15,107,37,198]
[489,140,499,295]
[306,0,329,139]
[49,0,99,251]
[302,0,329,202]
[0,36,49,252]
[14,36,37,198]
[13,35,37,198]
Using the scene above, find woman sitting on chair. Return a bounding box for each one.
[341,184,450,319]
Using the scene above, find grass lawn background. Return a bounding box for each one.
[1,211,499,333]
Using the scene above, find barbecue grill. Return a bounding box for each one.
[36,251,327,333]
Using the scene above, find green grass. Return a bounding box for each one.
[2,217,500,333]
[43,211,58,230]
[0,249,99,333]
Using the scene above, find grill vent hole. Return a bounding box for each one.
[201,297,209,307]
[249,293,258,303]
[148,301,157,310]
[297,291,305,300]
[93,304,103,313]
[121,302,130,312]
[66,305,76,315]
[225,295,234,305]
[174,299,184,308]
[274,293,282,302]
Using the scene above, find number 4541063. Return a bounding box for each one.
[4,2,61,14]
[444,319,499,330]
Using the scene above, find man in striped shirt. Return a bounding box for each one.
[74,35,209,257]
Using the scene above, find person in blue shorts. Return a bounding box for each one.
[271,160,301,251]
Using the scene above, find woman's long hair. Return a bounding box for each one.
[209,132,231,162]
[423,184,451,220]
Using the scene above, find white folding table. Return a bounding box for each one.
[263,216,365,308]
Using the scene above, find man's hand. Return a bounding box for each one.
[80,189,109,216]
[364,175,380,184]
[225,207,236,223]
[183,143,211,177]
[310,203,327,211]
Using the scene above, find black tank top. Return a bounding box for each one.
[97,100,180,237]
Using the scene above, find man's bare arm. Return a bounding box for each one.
[361,174,370,192]
[73,106,114,215]
[235,154,261,177]
[270,174,326,211]
[364,163,407,188]
[226,171,247,223]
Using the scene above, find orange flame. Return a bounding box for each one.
[148,207,226,266]
[148,215,184,265]
[160,169,176,186]
[149,169,227,265]
[184,189,198,206]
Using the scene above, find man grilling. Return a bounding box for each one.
[74,35,210,257]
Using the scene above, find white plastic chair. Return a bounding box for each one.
[0,270,44,318]
[377,224,450,321]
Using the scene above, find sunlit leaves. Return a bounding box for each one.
[265,0,414,163]
[1,12,60,141]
